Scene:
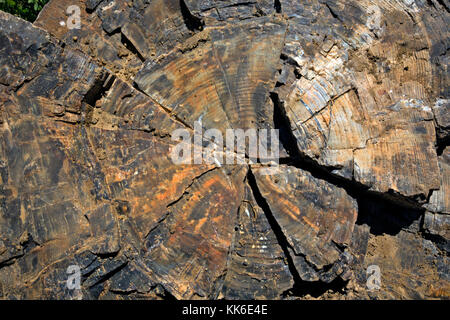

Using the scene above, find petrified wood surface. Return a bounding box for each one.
[0,0,449,299]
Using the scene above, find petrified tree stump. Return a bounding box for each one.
[0,0,448,299]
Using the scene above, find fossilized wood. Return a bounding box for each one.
[0,0,449,300]
[273,0,446,200]
[220,184,294,299]
[0,10,243,299]
[35,0,200,82]
[423,149,450,242]
[134,18,286,133]
[253,165,358,282]
[184,0,277,23]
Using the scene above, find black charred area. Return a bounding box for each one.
[180,0,204,31]
[82,73,115,108]
[274,0,282,13]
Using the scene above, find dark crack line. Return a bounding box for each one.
[82,72,116,130]
[121,32,145,62]
[271,90,431,209]
[0,254,24,270]
[325,3,344,25]
[132,82,194,130]
[88,260,128,289]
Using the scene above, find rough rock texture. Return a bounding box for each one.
[0,0,449,300]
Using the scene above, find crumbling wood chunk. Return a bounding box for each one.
[433,99,449,143]
[0,0,449,300]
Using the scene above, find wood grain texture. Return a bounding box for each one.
[0,0,449,299]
